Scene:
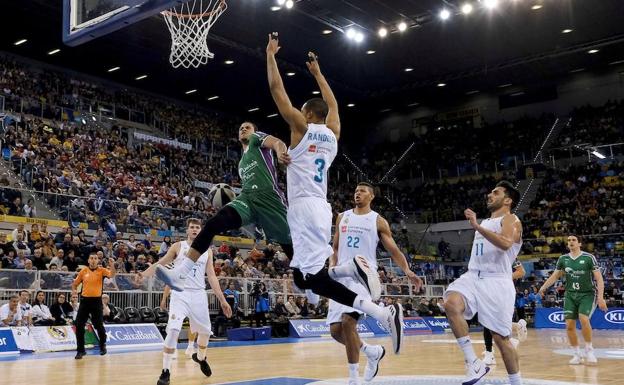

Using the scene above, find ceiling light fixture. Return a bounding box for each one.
[14,39,27,46]
[107,66,120,72]
[378,27,388,38]
[47,48,61,55]
[461,3,473,14]
[397,22,407,32]
[185,89,197,95]
[135,75,148,80]
[207,95,219,100]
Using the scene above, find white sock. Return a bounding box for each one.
[163,352,174,370]
[178,257,195,275]
[585,342,593,351]
[457,336,478,363]
[352,295,385,321]
[348,363,359,379]
[360,342,370,355]
[329,264,353,279]
[197,347,207,361]
[305,290,319,305]
[509,372,522,385]
[573,346,580,355]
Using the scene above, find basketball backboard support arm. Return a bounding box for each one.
[63,0,191,46]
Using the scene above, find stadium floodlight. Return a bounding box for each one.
[346,28,356,39]
[378,27,388,38]
[484,0,499,9]
[591,150,606,159]
[397,22,407,32]
[439,9,451,20]
[462,3,473,14]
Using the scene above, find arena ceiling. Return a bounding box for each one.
[5,0,624,124]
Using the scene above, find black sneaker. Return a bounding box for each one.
[99,345,107,355]
[192,353,212,377]
[75,351,86,360]
[157,369,170,385]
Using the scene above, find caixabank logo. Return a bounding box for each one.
[604,309,624,324]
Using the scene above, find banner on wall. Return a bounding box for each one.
[103,323,164,349]
[535,307,624,329]
[289,319,374,338]
[10,326,33,351]
[0,327,19,355]
[28,325,77,352]
[289,316,448,338]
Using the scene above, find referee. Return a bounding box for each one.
[72,253,116,359]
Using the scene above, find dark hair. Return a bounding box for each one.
[243,121,258,131]
[496,180,520,210]
[186,218,202,227]
[357,182,376,195]
[19,290,29,296]
[303,98,329,120]
[9,294,19,301]
[568,234,583,244]
[33,290,46,306]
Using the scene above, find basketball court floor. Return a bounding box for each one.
[5,329,622,385]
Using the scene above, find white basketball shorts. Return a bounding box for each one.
[326,277,371,325]
[167,289,211,335]
[443,270,516,337]
[287,197,334,275]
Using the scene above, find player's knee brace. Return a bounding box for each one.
[164,329,180,350]
[191,206,242,254]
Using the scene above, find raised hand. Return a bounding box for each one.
[306,52,321,77]
[266,32,281,56]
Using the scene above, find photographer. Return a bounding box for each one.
[252,282,270,327]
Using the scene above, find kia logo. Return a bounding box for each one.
[548,311,566,324]
[605,310,624,324]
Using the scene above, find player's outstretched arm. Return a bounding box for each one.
[205,249,232,317]
[377,216,422,292]
[593,268,608,311]
[266,33,307,136]
[140,242,180,278]
[262,135,291,165]
[329,213,343,268]
[306,52,340,139]
[538,269,563,297]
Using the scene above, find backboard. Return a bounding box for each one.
[62,0,189,46]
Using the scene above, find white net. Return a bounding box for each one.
[162,0,227,69]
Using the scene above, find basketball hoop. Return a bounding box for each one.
[162,0,227,69]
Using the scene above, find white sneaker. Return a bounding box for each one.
[155,264,186,291]
[517,319,528,341]
[462,358,490,385]
[585,349,597,365]
[482,350,496,366]
[348,379,361,385]
[352,256,382,301]
[510,338,519,350]
[382,303,403,354]
[364,345,386,382]
[185,345,196,357]
[569,353,583,365]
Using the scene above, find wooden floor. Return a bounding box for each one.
[5,329,622,385]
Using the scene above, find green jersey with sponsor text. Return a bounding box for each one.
[238,132,281,193]
[555,252,599,293]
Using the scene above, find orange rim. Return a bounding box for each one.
[161,0,226,18]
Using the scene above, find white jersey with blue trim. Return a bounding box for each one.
[176,241,209,290]
[468,216,522,275]
[287,123,338,201]
[337,209,379,270]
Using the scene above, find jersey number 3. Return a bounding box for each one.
[347,236,360,248]
[314,158,325,183]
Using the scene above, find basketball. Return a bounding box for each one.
[209,183,236,209]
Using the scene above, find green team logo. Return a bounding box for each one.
[565,267,573,274]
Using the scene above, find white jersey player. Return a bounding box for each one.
[140,219,232,385]
[266,32,404,354]
[443,181,524,385]
[328,183,422,385]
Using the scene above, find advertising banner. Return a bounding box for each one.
[103,323,164,349]
[0,327,19,355]
[535,307,624,329]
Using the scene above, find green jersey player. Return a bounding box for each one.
[539,235,607,365]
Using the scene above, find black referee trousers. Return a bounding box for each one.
[75,297,107,353]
